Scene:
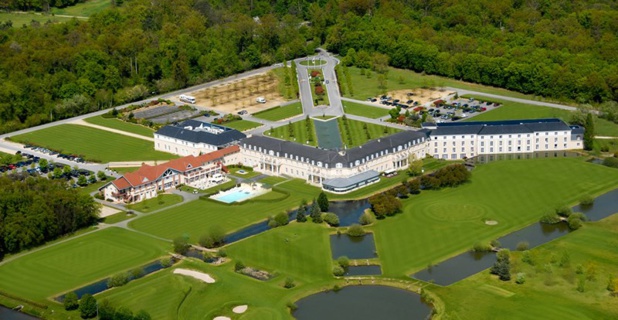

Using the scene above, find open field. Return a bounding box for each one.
[112,166,141,174]
[0,227,169,301]
[433,214,618,319]
[0,12,77,27]
[84,115,155,137]
[9,124,176,163]
[462,95,618,137]
[345,66,574,105]
[129,180,321,242]
[338,117,400,148]
[221,119,262,131]
[252,102,303,121]
[373,157,618,276]
[51,0,111,17]
[266,119,318,146]
[99,224,331,319]
[127,194,184,213]
[342,101,390,119]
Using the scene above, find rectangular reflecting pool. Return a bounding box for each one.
[330,234,377,259]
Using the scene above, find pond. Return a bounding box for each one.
[0,306,40,320]
[330,234,377,260]
[345,265,382,276]
[328,200,370,227]
[294,285,431,320]
[55,259,169,301]
[411,188,618,286]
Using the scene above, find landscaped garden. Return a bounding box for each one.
[343,101,390,119]
[252,102,303,121]
[9,124,177,162]
[338,116,400,148]
[309,69,329,106]
[220,119,262,131]
[127,194,184,213]
[267,118,318,146]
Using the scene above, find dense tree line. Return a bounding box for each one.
[0,0,318,134]
[326,1,618,104]
[419,163,471,189]
[0,175,99,258]
[0,0,83,11]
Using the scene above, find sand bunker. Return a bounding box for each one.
[233,305,248,314]
[213,317,231,320]
[485,220,498,225]
[99,206,121,218]
[173,269,216,283]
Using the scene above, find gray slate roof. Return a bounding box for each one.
[431,118,572,136]
[242,130,427,169]
[323,170,380,189]
[155,120,246,146]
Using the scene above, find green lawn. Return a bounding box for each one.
[252,102,303,121]
[129,179,322,242]
[259,176,289,186]
[0,12,77,28]
[342,101,390,119]
[84,115,155,137]
[338,118,400,148]
[345,66,574,105]
[434,214,618,319]
[103,211,135,224]
[222,119,262,131]
[463,95,618,137]
[99,224,333,320]
[266,119,318,146]
[0,227,169,301]
[228,167,261,179]
[373,157,618,277]
[127,194,184,213]
[111,167,141,174]
[51,0,111,17]
[10,124,176,163]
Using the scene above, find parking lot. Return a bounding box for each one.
[425,97,501,123]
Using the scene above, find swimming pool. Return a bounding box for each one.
[214,189,254,203]
[210,184,269,203]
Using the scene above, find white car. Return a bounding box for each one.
[256,97,266,103]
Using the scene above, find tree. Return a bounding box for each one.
[408,155,423,176]
[77,175,88,186]
[284,277,296,289]
[173,236,190,255]
[114,307,133,320]
[134,310,152,320]
[88,174,97,184]
[317,191,329,212]
[97,171,107,180]
[310,200,322,223]
[97,299,116,320]
[274,212,290,226]
[79,294,97,319]
[347,224,365,237]
[322,213,340,226]
[491,249,511,281]
[38,158,48,172]
[583,113,595,151]
[199,225,226,249]
[63,292,79,311]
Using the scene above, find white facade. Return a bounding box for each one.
[155,133,219,156]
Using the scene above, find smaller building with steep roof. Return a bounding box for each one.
[99,146,240,203]
[154,119,246,156]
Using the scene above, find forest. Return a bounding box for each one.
[0,175,99,258]
[0,0,617,134]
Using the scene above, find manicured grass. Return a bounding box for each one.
[594,139,618,153]
[222,119,262,131]
[0,227,169,301]
[266,119,318,146]
[112,166,141,174]
[463,96,573,122]
[343,101,390,119]
[51,0,111,17]
[127,194,184,213]
[345,66,573,105]
[373,157,618,277]
[103,212,135,224]
[84,115,155,137]
[0,12,77,28]
[10,124,176,163]
[259,176,288,185]
[129,179,321,242]
[229,167,261,179]
[433,214,618,319]
[99,223,332,319]
[462,95,618,137]
[338,118,400,148]
[177,180,237,194]
[252,102,303,121]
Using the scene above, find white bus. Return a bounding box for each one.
[179,94,196,104]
